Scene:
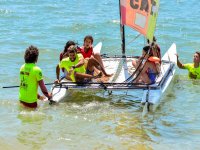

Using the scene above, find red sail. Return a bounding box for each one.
[120,0,159,41]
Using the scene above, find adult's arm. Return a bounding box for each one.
[73,56,84,68]
[60,52,63,61]
[38,80,52,100]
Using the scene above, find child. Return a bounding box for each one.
[55,45,105,83]
[78,35,104,70]
[132,46,160,84]
[59,40,76,61]
[176,51,200,79]
[147,36,161,64]
[19,45,52,109]
[78,35,112,78]
[57,40,76,79]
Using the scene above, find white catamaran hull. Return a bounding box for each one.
[51,42,177,111]
[141,43,177,111]
[51,42,103,103]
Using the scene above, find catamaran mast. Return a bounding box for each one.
[120,24,125,56]
[119,0,125,57]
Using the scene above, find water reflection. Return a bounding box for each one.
[17,106,52,149]
[1,75,199,149]
[97,110,154,149]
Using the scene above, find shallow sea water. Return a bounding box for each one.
[0,0,200,149]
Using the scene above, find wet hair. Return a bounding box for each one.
[24,45,39,63]
[84,35,93,44]
[153,36,157,42]
[63,41,75,53]
[195,51,200,58]
[147,39,150,44]
[68,45,77,53]
[143,46,150,53]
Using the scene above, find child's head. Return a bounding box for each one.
[193,51,200,63]
[64,40,75,53]
[24,45,39,63]
[147,36,156,46]
[68,45,77,62]
[142,46,150,57]
[83,35,93,48]
[153,36,157,42]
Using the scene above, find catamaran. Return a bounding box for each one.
[51,0,177,111]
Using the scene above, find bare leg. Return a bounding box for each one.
[132,59,138,68]
[74,72,102,82]
[93,67,100,75]
[132,58,143,83]
[75,72,93,79]
[139,72,151,84]
[93,53,104,68]
[87,57,113,77]
[133,69,150,84]
[133,61,156,84]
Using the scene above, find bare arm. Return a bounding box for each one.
[155,62,161,73]
[135,56,144,68]
[74,57,84,68]
[38,80,52,100]
[56,64,60,80]
[176,54,185,69]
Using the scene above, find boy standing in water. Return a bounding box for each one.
[19,45,52,109]
[176,51,200,79]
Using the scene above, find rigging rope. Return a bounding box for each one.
[106,34,141,55]
[124,47,151,83]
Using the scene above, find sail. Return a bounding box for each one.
[120,0,159,41]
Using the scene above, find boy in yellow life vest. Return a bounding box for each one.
[19,45,52,108]
[176,51,200,79]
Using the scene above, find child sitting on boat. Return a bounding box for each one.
[147,36,161,64]
[132,45,160,84]
[77,35,103,63]
[77,35,113,81]
[56,40,76,80]
[55,45,111,83]
[77,35,109,75]
[60,40,76,61]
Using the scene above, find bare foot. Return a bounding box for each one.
[93,71,103,79]
[39,95,46,100]
[54,79,60,84]
[105,73,113,77]
[100,76,110,82]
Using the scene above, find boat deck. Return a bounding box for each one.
[54,57,174,90]
[96,57,174,88]
[52,42,177,104]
